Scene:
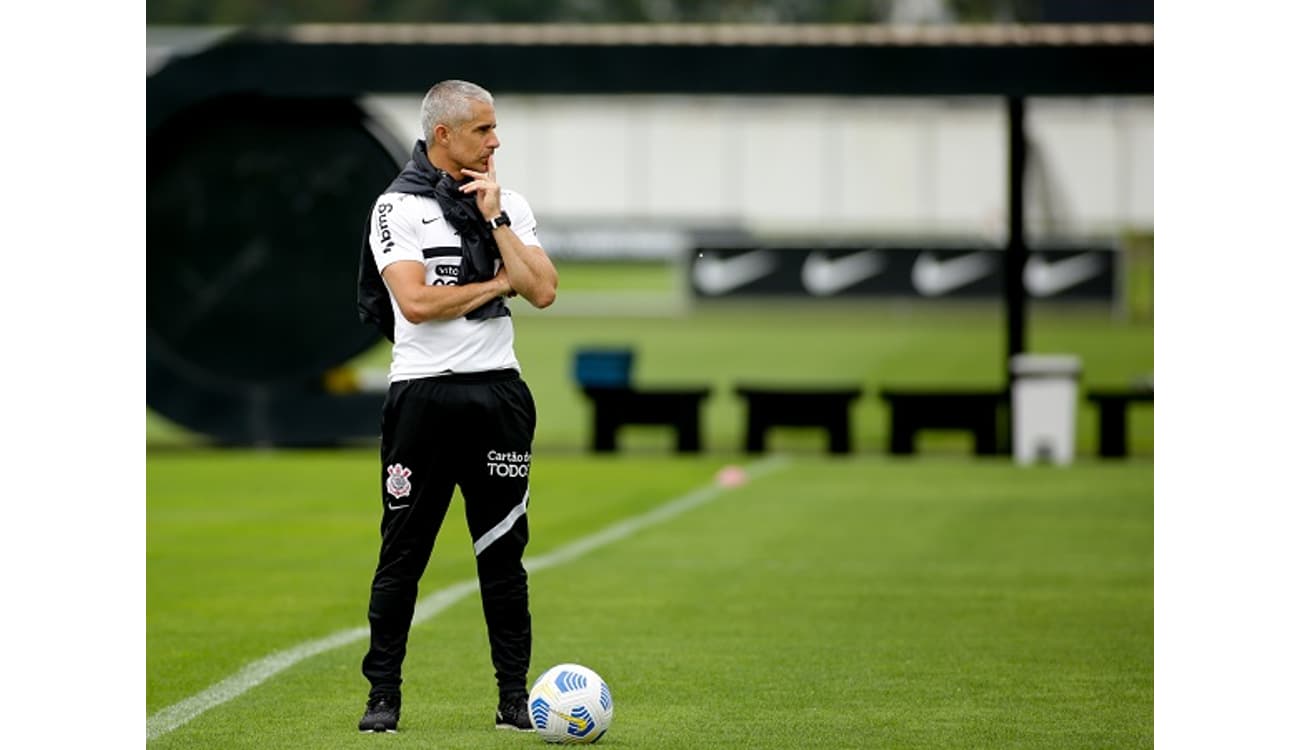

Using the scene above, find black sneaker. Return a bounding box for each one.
[495,696,534,731]
[358,694,400,733]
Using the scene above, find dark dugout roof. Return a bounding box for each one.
[148,22,1152,128]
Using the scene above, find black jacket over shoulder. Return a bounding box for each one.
[357,140,508,342]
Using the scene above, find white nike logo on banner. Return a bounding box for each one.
[801,250,887,296]
[1023,253,1106,297]
[912,251,996,296]
[692,250,778,295]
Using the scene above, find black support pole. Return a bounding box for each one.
[1005,95,1028,383]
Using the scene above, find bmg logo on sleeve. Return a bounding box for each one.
[375,202,395,253]
[486,450,531,478]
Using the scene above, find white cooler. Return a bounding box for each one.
[1010,354,1082,466]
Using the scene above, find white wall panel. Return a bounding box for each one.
[932,101,1006,239]
[362,94,1153,239]
[638,97,734,220]
[829,99,930,232]
[1026,97,1153,237]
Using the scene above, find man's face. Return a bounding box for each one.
[444,100,499,175]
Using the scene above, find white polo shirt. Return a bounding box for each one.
[368,189,540,383]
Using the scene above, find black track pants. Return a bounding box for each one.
[361,369,535,701]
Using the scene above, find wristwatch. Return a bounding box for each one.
[487,212,511,230]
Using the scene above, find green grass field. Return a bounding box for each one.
[147,452,1152,748]
[148,261,1152,746]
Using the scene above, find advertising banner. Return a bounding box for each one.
[688,243,1118,302]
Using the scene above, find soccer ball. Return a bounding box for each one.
[527,663,614,744]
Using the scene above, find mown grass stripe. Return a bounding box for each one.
[146,455,789,741]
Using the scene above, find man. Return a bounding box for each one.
[355,79,558,734]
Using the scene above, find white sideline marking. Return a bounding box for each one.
[146,455,789,741]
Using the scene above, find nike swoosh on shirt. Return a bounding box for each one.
[387,502,411,511]
[801,250,887,296]
[692,250,778,295]
[911,251,997,296]
[421,217,441,224]
[1023,253,1106,297]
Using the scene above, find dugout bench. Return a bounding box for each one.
[879,388,1009,456]
[734,385,864,455]
[1086,386,1154,458]
[574,348,712,454]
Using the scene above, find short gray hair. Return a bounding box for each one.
[419,80,494,142]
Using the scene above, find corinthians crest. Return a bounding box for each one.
[385,463,413,499]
